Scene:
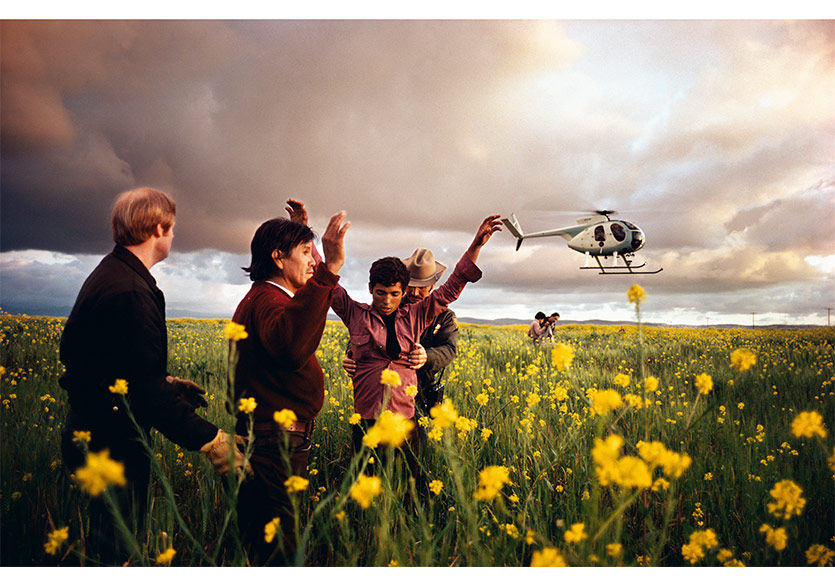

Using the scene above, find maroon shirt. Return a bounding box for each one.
[231,263,340,431]
[331,254,481,419]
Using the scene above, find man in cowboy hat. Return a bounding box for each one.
[343,248,458,417]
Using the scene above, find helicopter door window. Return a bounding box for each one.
[594,226,605,243]
[611,223,626,241]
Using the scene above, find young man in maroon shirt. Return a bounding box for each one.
[231,201,349,565]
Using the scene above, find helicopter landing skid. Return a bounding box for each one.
[580,253,663,275]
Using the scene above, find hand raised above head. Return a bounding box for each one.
[321,210,350,275]
[285,199,308,225]
[466,214,503,263]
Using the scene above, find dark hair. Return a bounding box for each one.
[550,312,560,318]
[369,257,410,290]
[242,218,315,282]
[535,311,546,320]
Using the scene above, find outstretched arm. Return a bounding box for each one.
[465,215,503,264]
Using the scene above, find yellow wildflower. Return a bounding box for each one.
[760,524,788,551]
[790,411,827,439]
[427,426,445,442]
[380,369,401,387]
[44,526,69,555]
[551,344,575,372]
[805,544,835,567]
[429,480,443,495]
[349,474,383,509]
[716,549,734,563]
[72,430,92,444]
[564,523,587,544]
[108,379,128,395]
[75,449,126,496]
[606,543,623,557]
[766,479,806,520]
[613,373,630,388]
[474,465,510,501]
[348,413,362,425]
[224,321,248,341]
[273,408,297,427]
[362,411,415,449]
[531,547,567,567]
[643,376,659,393]
[627,284,646,305]
[284,475,309,494]
[155,547,176,565]
[481,427,493,441]
[682,543,705,564]
[238,397,257,413]
[730,348,756,372]
[405,385,418,397]
[690,529,718,549]
[589,388,623,416]
[695,373,713,395]
[264,517,280,543]
[475,392,489,406]
[430,398,458,429]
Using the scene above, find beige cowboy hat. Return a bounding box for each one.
[402,248,446,287]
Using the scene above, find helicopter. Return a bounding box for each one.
[501,210,663,275]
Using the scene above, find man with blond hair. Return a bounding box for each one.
[59,187,245,563]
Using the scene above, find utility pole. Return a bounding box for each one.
[751,312,756,330]
[827,308,832,327]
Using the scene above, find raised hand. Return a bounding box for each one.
[466,214,503,263]
[321,210,350,275]
[286,199,308,225]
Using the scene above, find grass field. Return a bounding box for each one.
[1,294,833,567]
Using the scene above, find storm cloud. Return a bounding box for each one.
[1,19,833,324]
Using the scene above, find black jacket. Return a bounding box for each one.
[416,308,458,393]
[59,245,217,451]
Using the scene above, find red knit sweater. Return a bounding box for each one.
[231,263,340,431]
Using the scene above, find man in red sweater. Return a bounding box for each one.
[231,201,349,565]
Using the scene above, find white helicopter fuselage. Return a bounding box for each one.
[501,214,646,257]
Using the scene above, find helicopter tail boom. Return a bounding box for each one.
[501,213,579,251]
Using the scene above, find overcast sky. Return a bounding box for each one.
[1,15,833,326]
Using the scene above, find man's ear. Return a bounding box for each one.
[272,250,282,269]
[154,224,165,238]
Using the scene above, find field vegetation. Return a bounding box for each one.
[1,289,833,567]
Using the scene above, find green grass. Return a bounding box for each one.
[1,313,833,566]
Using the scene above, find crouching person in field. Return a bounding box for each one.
[59,187,248,564]
[230,200,349,566]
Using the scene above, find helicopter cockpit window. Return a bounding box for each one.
[623,221,638,230]
[594,226,605,242]
[611,223,626,241]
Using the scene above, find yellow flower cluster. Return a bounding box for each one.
[564,522,587,544]
[362,411,415,449]
[636,440,692,479]
[730,348,757,372]
[805,544,835,567]
[627,284,646,306]
[760,524,788,551]
[155,547,176,565]
[474,465,510,501]
[550,344,575,372]
[380,368,402,387]
[264,517,280,543]
[587,388,623,417]
[284,475,309,494]
[75,449,126,496]
[428,480,443,495]
[681,528,719,564]
[72,430,91,445]
[427,398,459,441]
[790,411,827,439]
[274,408,297,428]
[238,397,257,414]
[43,526,69,555]
[224,321,248,341]
[108,378,128,395]
[530,547,567,567]
[695,372,713,395]
[592,435,652,489]
[766,479,806,520]
[350,474,383,509]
